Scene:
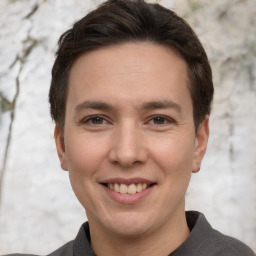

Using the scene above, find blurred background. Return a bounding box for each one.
[0,0,255,254]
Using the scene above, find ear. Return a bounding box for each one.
[192,116,209,173]
[54,125,68,171]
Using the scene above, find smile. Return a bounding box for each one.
[107,183,150,194]
[100,179,156,204]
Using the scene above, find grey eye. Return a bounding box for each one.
[152,116,166,124]
[90,116,104,124]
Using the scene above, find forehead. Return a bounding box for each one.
[70,42,187,79]
[67,42,191,112]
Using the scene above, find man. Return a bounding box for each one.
[8,0,255,255]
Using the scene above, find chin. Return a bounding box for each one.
[104,212,155,237]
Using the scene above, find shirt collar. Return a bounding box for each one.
[73,211,208,256]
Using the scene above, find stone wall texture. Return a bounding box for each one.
[0,0,255,254]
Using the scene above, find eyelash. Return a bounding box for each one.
[82,115,175,127]
[146,115,176,126]
[82,115,110,125]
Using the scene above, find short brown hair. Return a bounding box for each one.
[49,0,214,134]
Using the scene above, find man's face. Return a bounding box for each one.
[55,42,209,237]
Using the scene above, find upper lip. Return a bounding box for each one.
[100,177,156,185]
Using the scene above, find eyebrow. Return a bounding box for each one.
[75,100,182,113]
[75,101,114,113]
[140,100,182,113]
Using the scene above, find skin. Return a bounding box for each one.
[55,42,209,256]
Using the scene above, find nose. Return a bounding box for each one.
[108,122,147,167]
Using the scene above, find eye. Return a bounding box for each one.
[83,115,108,125]
[150,116,166,125]
[148,115,173,125]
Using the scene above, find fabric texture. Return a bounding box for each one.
[5,211,255,256]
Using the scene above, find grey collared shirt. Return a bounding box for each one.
[5,211,256,256]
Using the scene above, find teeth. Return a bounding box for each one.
[136,183,142,192]
[107,182,149,194]
[120,184,128,194]
[128,184,136,194]
[114,183,120,193]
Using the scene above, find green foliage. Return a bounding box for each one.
[0,93,12,113]
[190,1,202,12]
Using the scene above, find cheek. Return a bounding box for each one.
[149,134,195,180]
[65,135,109,209]
[65,134,109,176]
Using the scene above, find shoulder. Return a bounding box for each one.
[2,221,93,256]
[47,241,73,256]
[183,211,255,256]
[2,241,74,256]
[208,229,255,256]
[196,212,255,256]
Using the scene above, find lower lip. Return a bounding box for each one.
[102,185,155,204]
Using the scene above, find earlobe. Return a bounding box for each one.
[54,125,68,171]
[192,116,209,173]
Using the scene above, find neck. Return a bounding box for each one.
[88,210,190,256]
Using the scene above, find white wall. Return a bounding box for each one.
[0,0,255,254]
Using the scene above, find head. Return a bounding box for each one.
[50,0,214,247]
[49,0,213,136]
